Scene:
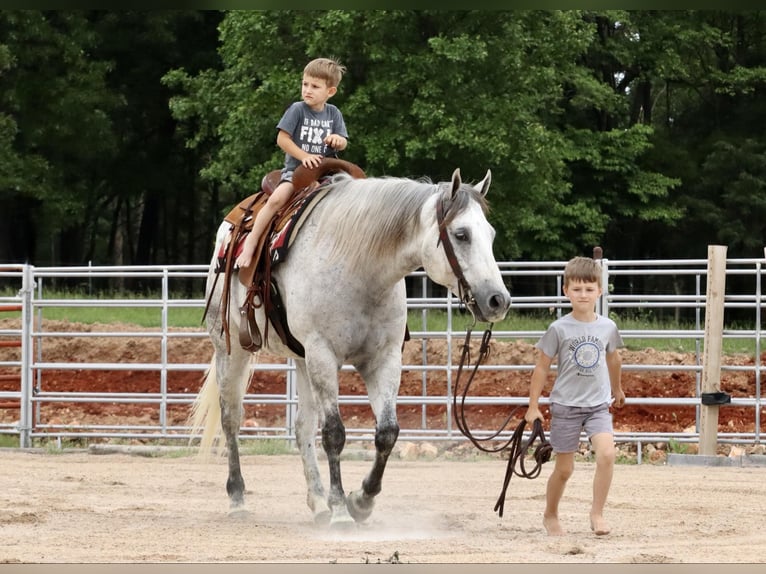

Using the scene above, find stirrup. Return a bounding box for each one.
[238,304,262,352]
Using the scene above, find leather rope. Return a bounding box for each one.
[452,325,518,451]
[201,193,262,354]
[493,418,552,517]
[451,317,552,517]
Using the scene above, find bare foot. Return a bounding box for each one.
[543,515,566,536]
[590,515,611,536]
[235,254,251,269]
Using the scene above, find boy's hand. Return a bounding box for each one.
[525,406,544,424]
[300,154,324,169]
[324,134,347,150]
[611,389,626,409]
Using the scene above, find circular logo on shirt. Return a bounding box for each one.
[573,342,600,369]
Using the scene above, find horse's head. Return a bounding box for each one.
[422,168,511,324]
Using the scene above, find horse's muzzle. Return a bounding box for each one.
[467,287,511,323]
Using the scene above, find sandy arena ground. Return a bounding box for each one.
[1,448,765,564]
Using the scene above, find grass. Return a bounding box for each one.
[240,438,294,455]
[36,305,204,329]
[0,435,295,455]
[0,435,19,448]
[615,451,639,465]
[413,309,756,354]
[667,438,690,454]
[1,287,205,328]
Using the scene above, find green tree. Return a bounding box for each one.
[0,10,222,268]
[5,10,763,270]
[168,10,682,262]
[638,11,766,259]
[85,10,222,267]
[0,11,119,264]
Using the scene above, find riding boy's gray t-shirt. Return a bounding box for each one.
[536,313,624,407]
[277,102,348,172]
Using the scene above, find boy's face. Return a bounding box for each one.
[301,74,336,111]
[562,279,602,313]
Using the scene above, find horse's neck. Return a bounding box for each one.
[313,179,434,285]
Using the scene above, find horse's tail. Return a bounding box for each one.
[188,357,224,459]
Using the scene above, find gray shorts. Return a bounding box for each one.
[549,402,613,454]
[280,168,294,183]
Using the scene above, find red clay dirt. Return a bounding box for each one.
[0,318,762,439]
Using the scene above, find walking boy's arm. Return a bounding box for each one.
[606,349,625,408]
[525,350,553,423]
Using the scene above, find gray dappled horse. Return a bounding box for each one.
[191,168,511,526]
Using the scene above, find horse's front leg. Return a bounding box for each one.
[345,352,401,522]
[305,350,353,527]
[322,406,352,526]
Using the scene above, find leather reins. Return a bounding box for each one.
[451,322,553,518]
[436,191,552,517]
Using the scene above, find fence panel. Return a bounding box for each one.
[0,257,763,451]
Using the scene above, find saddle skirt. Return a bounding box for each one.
[207,158,365,356]
[216,184,328,276]
[219,158,365,282]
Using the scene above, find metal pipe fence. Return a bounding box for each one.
[0,256,764,451]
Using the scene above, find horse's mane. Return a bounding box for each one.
[313,173,488,270]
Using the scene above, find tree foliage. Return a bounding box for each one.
[1,10,765,269]
[169,10,687,260]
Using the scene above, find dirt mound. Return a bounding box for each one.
[0,318,761,435]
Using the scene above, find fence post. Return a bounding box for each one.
[593,246,608,316]
[699,245,727,456]
[286,358,296,447]
[0,298,22,414]
[20,264,35,448]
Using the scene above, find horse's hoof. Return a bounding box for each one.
[329,516,356,530]
[329,505,355,529]
[227,507,250,519]
[346,490,375,523]
[309,493,331,525]
[313,509,332,526]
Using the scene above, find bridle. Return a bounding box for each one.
[434,193,498,439]
[435,195,475,309]
[436,190,551,517]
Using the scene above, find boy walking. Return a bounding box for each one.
[525,256,626,536]
[236,57,348,269]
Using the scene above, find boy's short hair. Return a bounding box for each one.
[563,256,602,287]
[304,57,346,88]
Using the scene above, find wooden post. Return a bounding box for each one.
[699,245,727,456]
[593,246,604,315]
[592,246,603,260]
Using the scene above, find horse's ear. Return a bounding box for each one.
[474,169,491,197]
[450,168,462,198]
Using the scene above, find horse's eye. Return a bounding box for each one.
[453,228,470,242]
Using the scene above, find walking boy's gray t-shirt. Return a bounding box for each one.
[536,313,624,407]
[277,101,348,172]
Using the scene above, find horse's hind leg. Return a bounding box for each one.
[345,354,401,522]
[216,344,252,511]
[293,360,330,523]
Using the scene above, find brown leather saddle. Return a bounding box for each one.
[205,158,366,355]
